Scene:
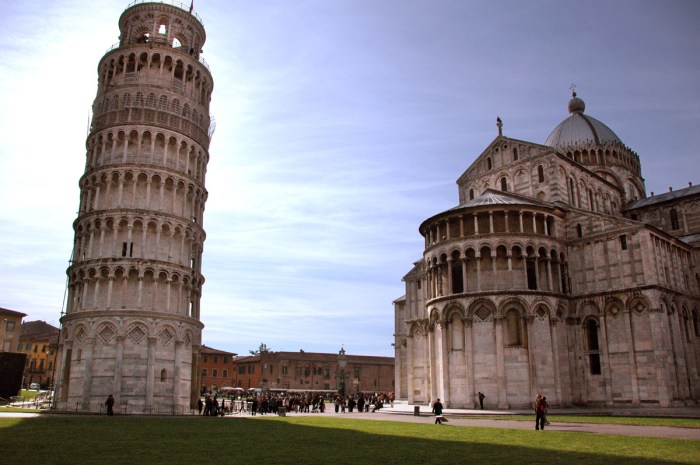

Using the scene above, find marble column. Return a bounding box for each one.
[495,317,508,409]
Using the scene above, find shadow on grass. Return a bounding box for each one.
[1,415,698,465]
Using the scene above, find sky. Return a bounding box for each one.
[0,0,698,357]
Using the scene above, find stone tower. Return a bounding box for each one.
[55,1,213,413]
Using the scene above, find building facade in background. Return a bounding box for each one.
[199,345,236,393]
[55,1,214,413]
[395,93,700,408]
[0,307,26,353]
[19,321,59,389]
[0,307,27,398]
[231,349,394,395]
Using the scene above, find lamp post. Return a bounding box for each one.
[337,347,347,396]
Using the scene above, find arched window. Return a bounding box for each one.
[469,188,474,200]
[569,178,576,205]
[513,147,518,161]
[487,157,492,170]
[585,319,601,375]
[537,165,545,183]
[500,177,508,192]
[670,209,680,230]
[505,309,522,346]
[160,369,167,382]
[450,313,464,350]
[576,223,583,238]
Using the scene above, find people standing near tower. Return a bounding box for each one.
[432,398,444,424]
[478,392,485,409]
[534,394,546,430]
[105,394,115,416]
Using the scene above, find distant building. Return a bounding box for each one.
[199,345,236,393]
[19,321,59,389]
[395,93,700,408]
[0,307,27,397]
[232,348,394,395]
[231,355,261,391]
[0,307,26,353]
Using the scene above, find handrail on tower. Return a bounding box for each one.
[124,0,204,25]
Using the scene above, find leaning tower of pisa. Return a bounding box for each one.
[55,1,214,413]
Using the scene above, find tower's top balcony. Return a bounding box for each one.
[123,1,204,26]
[118,1,207,59]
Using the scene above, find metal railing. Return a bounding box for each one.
[124,0,204,25]
[57,400,199,415]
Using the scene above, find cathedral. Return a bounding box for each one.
[393,93,700,408]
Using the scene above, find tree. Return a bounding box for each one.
[249,343,270,355]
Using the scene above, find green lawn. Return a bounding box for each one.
[1,415,698,465]
[453,415,700,429]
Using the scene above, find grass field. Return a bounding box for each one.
[2,415,699,465]
[453,415,700,429]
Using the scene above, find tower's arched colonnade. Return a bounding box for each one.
[55,2,213,414]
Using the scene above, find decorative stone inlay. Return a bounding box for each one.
[159,328,174,345]
[98,325,116,344]
[184,332,192,347]
[475,306,492,321]
[75,327,86,343]
[128,325,147,344]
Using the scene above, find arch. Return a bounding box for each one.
[409,322,425,338]
[583,316,602,374]
[468,298,496,322]
[448,310,465,350]
[444,302,466,321]
[96,321,118,344]
[581,301,600,318]
[604,297,625,317]
[533,302,551,320]
[670,208,680,230]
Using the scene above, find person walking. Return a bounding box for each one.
[432,398,444,424]
[478,392,485,409]
[105,394,115,416]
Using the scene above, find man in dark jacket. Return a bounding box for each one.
[432,398,444,424]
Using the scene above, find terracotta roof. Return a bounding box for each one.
[200,345,237,356]
[0,307,27,318]
[233,355,261,363]
[20,321,59,338]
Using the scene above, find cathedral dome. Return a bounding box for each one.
[545,92,622,147]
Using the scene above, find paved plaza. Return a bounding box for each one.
[220,401,700,440]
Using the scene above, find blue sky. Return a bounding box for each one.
[0,0,698,357]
